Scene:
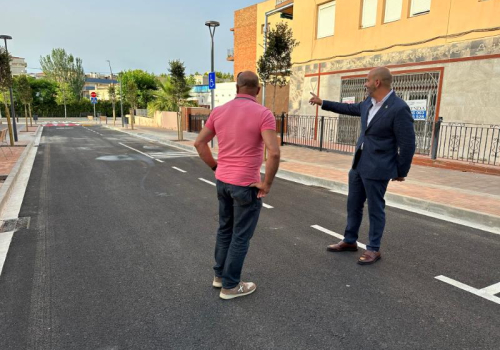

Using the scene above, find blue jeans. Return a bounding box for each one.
[344,168,389,252]
[214,180,262,289]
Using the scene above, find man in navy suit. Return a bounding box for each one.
[309,67,415,265]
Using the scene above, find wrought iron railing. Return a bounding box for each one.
[436,122,500,166]
[275,114,500,166]
[276,114,358,154]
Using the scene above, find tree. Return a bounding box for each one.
[55,82,77,113]
[40,48,85,117]
[15,75,33,129]
[202,71,234,82]
[0,46,14,145]
[168,60,192,141]
[148,77,175,114]
[257,22,299,113]
[124,80,138,130]
[108,84,116,125]
[30,78,58,118]
[119,70,158,108]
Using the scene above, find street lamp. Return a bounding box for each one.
[205,21,220,111]
[0,35,18,142]
[107,60,124,127]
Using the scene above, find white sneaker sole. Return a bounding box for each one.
[219,287,256,300]
[212,281,222,288]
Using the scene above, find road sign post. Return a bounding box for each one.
[90,92,98,122]
[208,72,216,148]
[208,72,216,91]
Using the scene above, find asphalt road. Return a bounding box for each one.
[0,125,498,350]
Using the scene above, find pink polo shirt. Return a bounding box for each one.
[205,94,276,186]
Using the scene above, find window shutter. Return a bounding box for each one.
[411,0,431,16]
[317,1,336,39]
[362,0,378,28]
[384,0,402,23]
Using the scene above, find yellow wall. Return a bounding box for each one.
[256,0,291,62]
[254,0,500,66]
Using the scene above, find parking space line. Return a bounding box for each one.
[435,275,500,305]
[199,178,216,186]
[481,282,500,295]
[172,167,186,173]
[311,225,367,250]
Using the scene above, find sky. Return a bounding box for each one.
[0,0,261,76]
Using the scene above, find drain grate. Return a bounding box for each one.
[0,217,30,233]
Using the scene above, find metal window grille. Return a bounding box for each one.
[339,71,440,155]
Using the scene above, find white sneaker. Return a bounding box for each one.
[213,276,222,288]
[219,282,256,300]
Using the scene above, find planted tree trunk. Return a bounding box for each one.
[112,102,116,126]
[24,104,28,130]
[28,103,33,127]
[177,109,183,141]
[272,84,277,115]
[129,108,135,130]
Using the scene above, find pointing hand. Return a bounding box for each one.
[309,92,323,106]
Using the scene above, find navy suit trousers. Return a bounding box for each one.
[344,153,389,251]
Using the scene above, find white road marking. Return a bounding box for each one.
[435,275,500,305]
[482,282,500,295]
[0,231,14,276]
[172,167,186,173]
[311,224,367,250]
[199,178,216,186]
[119,143,156,160]
[155,159,164,163]
[262,203,274,209]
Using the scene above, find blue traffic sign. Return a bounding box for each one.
[208,72,216,90]
[91,97,98,104]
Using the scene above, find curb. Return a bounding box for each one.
[103,126,500,235]
[272,168,500,235]
[0,126,42,216]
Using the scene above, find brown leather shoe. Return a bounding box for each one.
[326,241,358,252]
[357,250,381,265]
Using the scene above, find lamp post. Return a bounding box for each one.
[205,21,219,111]
[107,60,118,126]
[0,35,18,141]
[205,21,219,148]
[107,60,124,127]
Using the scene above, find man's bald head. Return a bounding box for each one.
[236,71,260,96]
[364,67,393,100]
[370,67,392,88]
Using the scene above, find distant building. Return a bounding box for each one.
[28,72,46,79]
[10,57,27,76]
[189,82,237,109]
[83,73,118,100]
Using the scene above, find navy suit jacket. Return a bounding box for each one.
[322,93,416,181]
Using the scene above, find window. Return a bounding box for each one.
[410,0,431,17]
[361,0,378,28]
[317,1,336,39]
[261,23,271,34]
[384,0,402,23]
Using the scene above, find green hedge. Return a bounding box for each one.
[13,100,132,119]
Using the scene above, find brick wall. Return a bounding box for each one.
[234,5,258,78]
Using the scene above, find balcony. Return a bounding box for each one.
[276,0,292,7]
[227,49,234,62]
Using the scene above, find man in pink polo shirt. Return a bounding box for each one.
[194,71,280,300]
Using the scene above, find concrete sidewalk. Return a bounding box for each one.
[104,125,500,235]
[0,125,41,217]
